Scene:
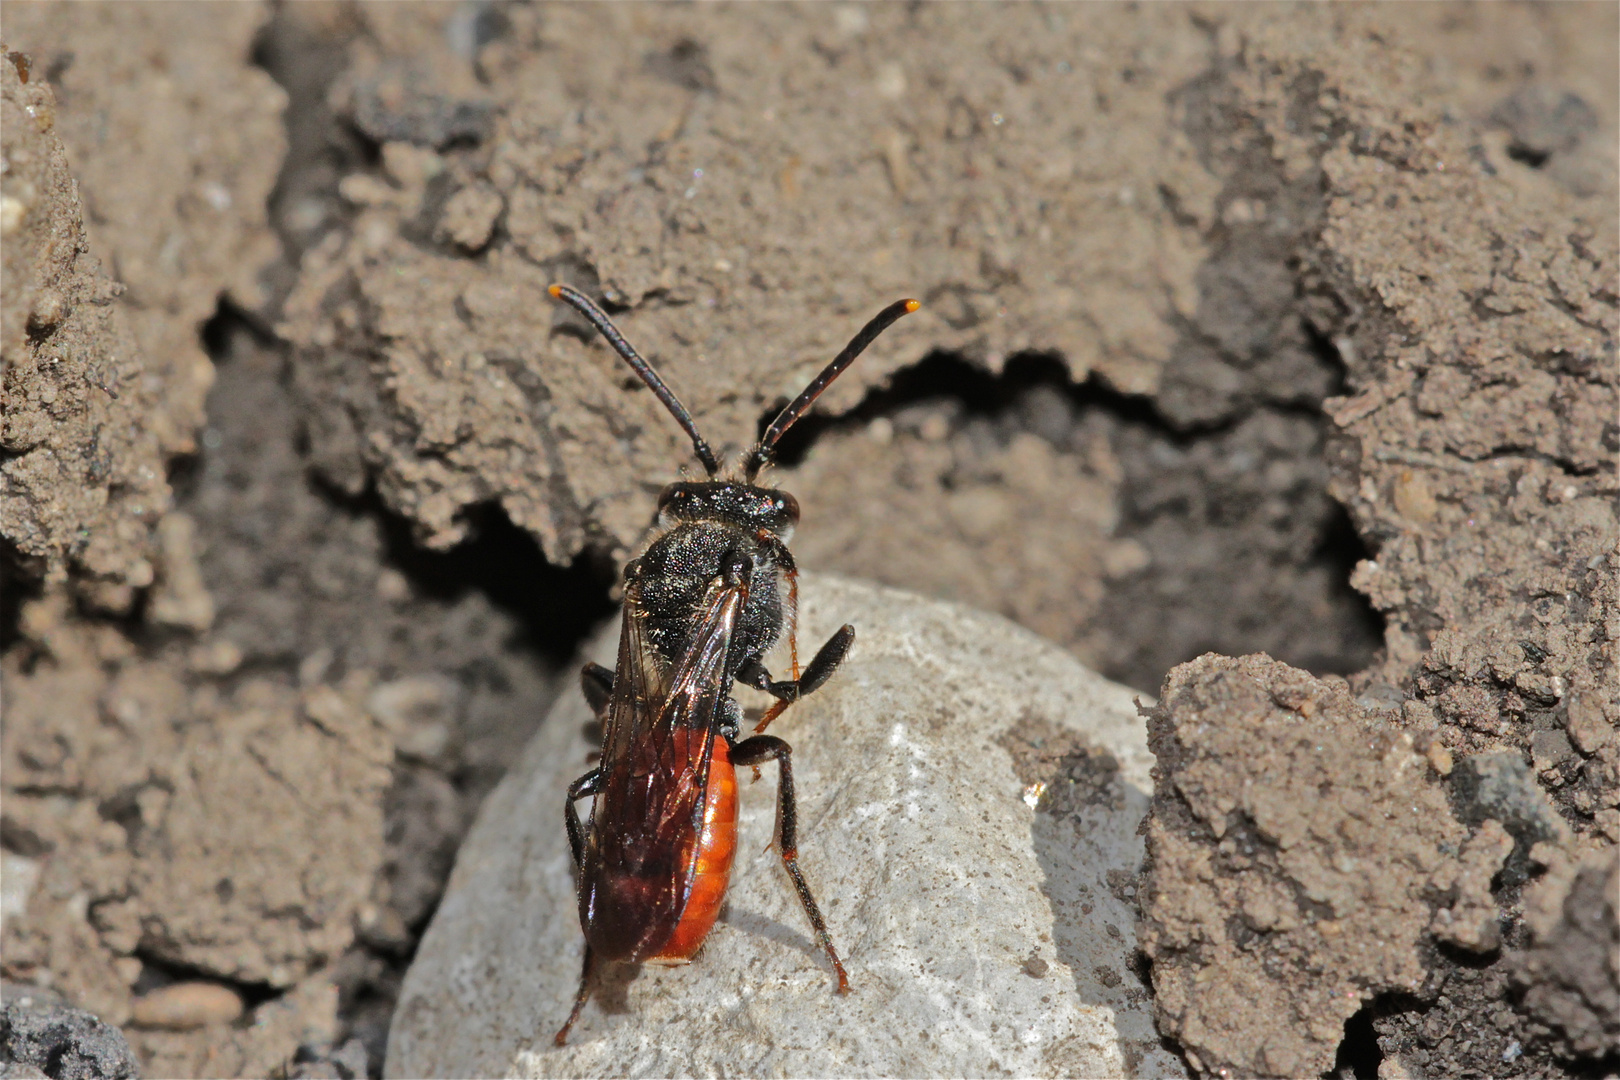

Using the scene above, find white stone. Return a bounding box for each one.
[1,852,41,922]
[388,575,1184,1078]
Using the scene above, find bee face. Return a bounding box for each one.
[656,481,800,539]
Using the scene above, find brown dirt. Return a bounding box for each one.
[1,4,1613,1078]
[2,46,173,599]
[1140,655,1475,1077]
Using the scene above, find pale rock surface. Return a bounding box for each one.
[388,575,1184,1078]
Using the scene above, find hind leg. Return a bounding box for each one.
[554,942,595,1046]
[731,734,851,993]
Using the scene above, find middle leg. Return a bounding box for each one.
[564,767,601,870]
[557,766,603,1046]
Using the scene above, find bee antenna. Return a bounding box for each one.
[745,298,920,481]
[548,284,720,476]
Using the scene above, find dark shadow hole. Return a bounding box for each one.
[307,482,618,666]
[1504,143,1552,169]
[759,344,1387,694]
[644,38,717,94]
[327,968,394,1080]
[1569,1052,1620,1080]
[43,50,75,87]
[174,298,286,502]
[0,544,43,653]
[380,502,617,664]
[1304,503,1385,675]
[761,348,1175,468]
[1303,318,1354,397]
[1433,938,1509,970]
[129,948,281,1012]
[1330,1002,1382,1079]
[201,293,280,360]
[200,297,240,359]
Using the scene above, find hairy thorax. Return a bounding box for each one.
[632,519,788,670]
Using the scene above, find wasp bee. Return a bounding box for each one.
[548,283,918,1045]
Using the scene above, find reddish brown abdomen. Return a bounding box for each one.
[651,737,737,961]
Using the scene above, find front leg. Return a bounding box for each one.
[731,734,851,993]
[738,624,855,734]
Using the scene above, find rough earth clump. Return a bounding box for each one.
[1140,654,1491,1077]
[274,4,1389,690]
[1,49,173,597]
[0,3,1613,1078]
[1133,10,1617,1075]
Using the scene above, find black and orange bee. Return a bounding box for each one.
[548,283,918,1045]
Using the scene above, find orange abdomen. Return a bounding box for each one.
[652,738,738,961]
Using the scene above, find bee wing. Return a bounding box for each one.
[583,575,743,960]
[594,585,669,794]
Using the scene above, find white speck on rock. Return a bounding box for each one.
[0,853,41,921]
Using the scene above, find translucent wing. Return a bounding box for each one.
[580,575,743,962]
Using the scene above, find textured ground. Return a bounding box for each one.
[1,3,1614,1078]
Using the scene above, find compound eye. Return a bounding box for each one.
[656,487,681,514]
[778,491,800,523]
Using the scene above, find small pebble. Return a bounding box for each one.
[1,192,30,236]
[27,287,68,332]
[130,982,244,1030]
[189,639,244,676]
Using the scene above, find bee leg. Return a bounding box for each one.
[741,624,855,733]
[565,767,600,870]
[730,735,851,993]
[793,624,856,697]
[557,769,602,1045]
[554,942,595,1047]
[581,662,615,716]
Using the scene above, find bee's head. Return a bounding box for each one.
[656,481,800,539]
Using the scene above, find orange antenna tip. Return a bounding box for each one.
[548,284,564,299]
[903,299,921,313]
